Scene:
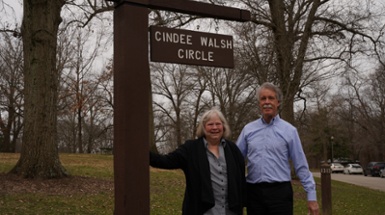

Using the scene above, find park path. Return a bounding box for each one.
[312,172,385,192]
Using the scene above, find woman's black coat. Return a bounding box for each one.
[150,137,246,215]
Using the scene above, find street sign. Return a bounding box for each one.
[150,26,234,68]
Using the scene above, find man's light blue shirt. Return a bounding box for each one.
[236,115,317,201]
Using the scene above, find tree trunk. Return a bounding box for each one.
[0,128,12,152]
[0,89,18,152]
[280,93,295,124]
[268,0,320,125]
[10,0,67,178]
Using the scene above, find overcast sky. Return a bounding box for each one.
[1,0,22,24]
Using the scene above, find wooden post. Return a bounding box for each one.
[110,0,251,214]
[321,163,332,215]
[113,2,150,214]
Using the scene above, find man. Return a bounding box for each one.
[236,82,319,215]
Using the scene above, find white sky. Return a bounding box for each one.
[1,0,22,24]
[1,0,113,74]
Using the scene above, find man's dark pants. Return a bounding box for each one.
[246,181,293,215]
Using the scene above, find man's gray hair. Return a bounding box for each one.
[256,82,283,104]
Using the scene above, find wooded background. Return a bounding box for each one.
[0,0,384,178]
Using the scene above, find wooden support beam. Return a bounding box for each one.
[113,0,251,22]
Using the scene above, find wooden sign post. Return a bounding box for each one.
[111,0,250,214]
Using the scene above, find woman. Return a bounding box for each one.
[150,108,246,215]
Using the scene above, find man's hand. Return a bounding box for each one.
[307,201,319,215]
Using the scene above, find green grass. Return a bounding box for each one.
[60,153,114,179]
[1,153,385,214]
[0,194,113,215]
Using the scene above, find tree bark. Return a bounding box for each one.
[10,0,67,178]
[268,0,320,124]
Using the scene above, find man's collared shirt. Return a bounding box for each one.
[236,115,317,201]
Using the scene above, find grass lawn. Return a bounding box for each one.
[1,153,385,214]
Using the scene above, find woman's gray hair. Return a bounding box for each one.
[196,108,231,139]
[256,82,283,104]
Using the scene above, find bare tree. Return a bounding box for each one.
[151,48,260,150]
[59,24,102,153]
[228,0,385,124]
[332,94,364,163]
[197,63,258,140]
[151,63,198,150]
[0,30,24,152]
[89,63,114,153]
[8,0,68,178]
[341,65,385,164]
[6,0,113,178]
[296,81,337,166]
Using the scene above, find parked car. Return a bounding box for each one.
[343,163,363,175]
[380,169,385,178]
[364,162,385,177]
[330,163,344,173]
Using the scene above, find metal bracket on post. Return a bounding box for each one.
[104,0,120,7]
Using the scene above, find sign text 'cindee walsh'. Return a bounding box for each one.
[150,26,234,68]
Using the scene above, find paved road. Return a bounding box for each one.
[312,172,385,192]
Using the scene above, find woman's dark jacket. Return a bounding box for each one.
[150,137,246,215]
